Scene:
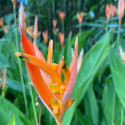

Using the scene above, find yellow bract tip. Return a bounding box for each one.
[15,52,22,57]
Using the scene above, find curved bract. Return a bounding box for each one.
[15,26,78,125]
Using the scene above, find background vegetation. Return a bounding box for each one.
[0,0,125,125]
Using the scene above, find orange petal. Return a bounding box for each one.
[61,37,78,106]
[33,42,46,62]
[43,30,48,43]
[59,32,64,47]
[47,40,53,64]
[33,42,53,85]
[19,25,35,55]
[57,56,64,77]
[105,4,110,21]
[15,52,62,85]
[65,98,74,111]
[118,0,124,24]
[51,63,58,71]
[69,37,78,72]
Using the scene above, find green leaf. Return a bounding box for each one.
[71,30,93,46]
[77,110,91,125]
[7,114,15,125]
[109,49,125,109]
[84,86,99,125]
[63,31,113,125]
[102,80,115,124]
[0,96,33,125]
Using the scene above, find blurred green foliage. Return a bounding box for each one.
[0,0,125,125]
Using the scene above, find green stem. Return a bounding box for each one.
[105,20,108,32]
[79,24,81,36]
[78,0,82,11]
[13,7,28,117]
[121,105,124,125]
[54,33,56,42]
[52,0,55,16]
[62,21,64,34]
[29,84,38,125]
[117,24,121,51]
[39,104,42,125]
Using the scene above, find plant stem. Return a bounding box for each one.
[78,0,82,11]
[117,24,121,51]
[29,84,38,125]
[79,24,82,36]
[13,7,28,117]
[52,0,55,16]
[62,21,64,34]
[39,104,42,125]
[105,20,108,32]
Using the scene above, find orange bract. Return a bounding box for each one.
[59,11,65,21]
[16,26,79,124]
[43,30,48,43]
[59,32,64,47]
[77,12,84,24]
[0,18,4,27]
[118,0,124,24]
[105,4,115,21]
[53,19,57,28]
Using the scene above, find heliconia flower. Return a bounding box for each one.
[0,18,9,34]
[118,0,124,24]
[119,46,125,62]
[105,4,116,21]
[59,32,64,47]
[43,30,48,44]
[26,26,34,37]
[15,26,78,125]
[105,4,110,21]
[77,12,84,24]
[19,4,26,31]
[110,4,115,17]
[0,18,4,27]
[33,16,41,42]
[72,48,84,73]
[53,19,57,28]
[59,11,65,21]
[11,0,17,8]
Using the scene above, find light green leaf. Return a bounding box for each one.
[0,96,33,125]
[84,86,99,125]
[109,49,125,109]
[7,114,15,125]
